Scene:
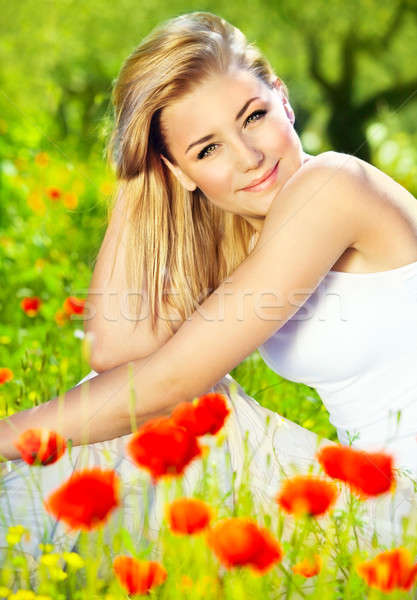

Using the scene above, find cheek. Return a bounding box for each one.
[198,165,234,194]
[266,117,294,151]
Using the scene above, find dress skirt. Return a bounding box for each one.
[1,370,416,564]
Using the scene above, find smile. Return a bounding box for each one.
[240,161,280,192]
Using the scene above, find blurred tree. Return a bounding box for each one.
[271,0,417,160]
[0,0,416,163]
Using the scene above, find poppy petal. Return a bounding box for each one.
[277,475,338,517]
[44,467,120,530]
[113,556,167,595]
[14,428,67,466]
[167,497,211,534]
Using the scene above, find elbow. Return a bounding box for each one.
[83,329,108,373]
[88,351,108,374]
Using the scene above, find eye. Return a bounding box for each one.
[244,109,267,126]
[197,143,217,160]
[197,110,268,160]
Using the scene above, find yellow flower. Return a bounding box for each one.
[39,553,61,568]
[215,430,227,447]
[60,357,69,375]
[54,309,69,327]
[34,152,49,167]
[62,192,78,210]
[61,552,85,570]
[27,193,46,215]
[99,180,114,195]
[28,391,37,403]
[39,553,69,583]
[38,543,54,553]
[0,236,12,247]
[0,586,11,598]
[178,575,193,591]
[9,592,36,600]
[0,336,11,344]
[196,575,219,595]
[6,525,30,545]
[48,567,67,582]
[14,158,28,171]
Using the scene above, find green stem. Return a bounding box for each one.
[278,563,308,599]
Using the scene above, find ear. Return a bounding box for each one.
[272,79,295,125]
[160,154,197,192]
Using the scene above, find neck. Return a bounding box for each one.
[243,215,265,233]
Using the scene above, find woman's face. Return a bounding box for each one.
[160,67,311,231]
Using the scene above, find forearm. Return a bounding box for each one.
[0,354,179,462]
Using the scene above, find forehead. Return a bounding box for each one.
[161,69,270,153]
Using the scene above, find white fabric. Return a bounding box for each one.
[258,258,417,477]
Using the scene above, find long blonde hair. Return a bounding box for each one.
[106,11,289,335]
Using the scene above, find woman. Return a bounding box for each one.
[1,11,417,559]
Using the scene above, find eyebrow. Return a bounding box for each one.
[185,96,260,155]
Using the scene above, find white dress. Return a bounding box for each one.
[1,260,417,561]
[258,257,417,478]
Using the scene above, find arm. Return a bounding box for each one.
[0,352,177,462]
[134,153,368,401]
[0,153,365,461]
[84,190,182,372]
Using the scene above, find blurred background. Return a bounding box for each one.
[0,0,416,438]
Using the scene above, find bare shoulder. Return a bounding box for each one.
[275,151,368,208]
[289,150,368,193]
[297,150,417,226]
[315,151,417,265]
[268,150,417,270]
[265,151,369,249]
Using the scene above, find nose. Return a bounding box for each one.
[233,136,264,171]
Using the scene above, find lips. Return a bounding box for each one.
[240,161,280,191]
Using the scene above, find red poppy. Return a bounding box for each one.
[113,556,167,595]
[44,467,120,530]
[14,428,67,466]
[171,393,230,436]
[167,497,212,535]
[46,187,61,201]
[357,547,417,592]
[21,296,42,316]
[292,554,322,577]
[0,368,13,384]
[126,416,202,482]
[206,517,283,573]
[317,445,395,497]
[63,296,85,315]
[277,475,338,517]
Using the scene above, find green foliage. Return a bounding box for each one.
[1,0,416,163]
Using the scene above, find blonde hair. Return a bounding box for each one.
[106,11,289,335]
